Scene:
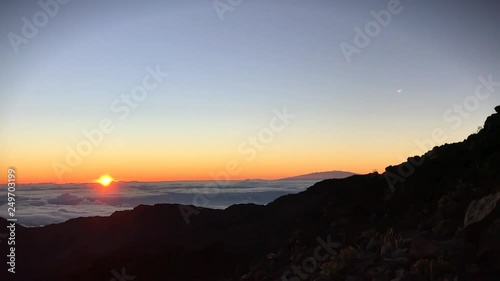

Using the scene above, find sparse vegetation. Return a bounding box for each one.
[380,227,403,257]
[320,246,359,279]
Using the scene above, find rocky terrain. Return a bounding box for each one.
[1,106,499,281]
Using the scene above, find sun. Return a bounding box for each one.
[96,175,114,187]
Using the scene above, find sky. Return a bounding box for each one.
[1,0,500,184]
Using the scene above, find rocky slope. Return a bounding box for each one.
[1,107,499,281]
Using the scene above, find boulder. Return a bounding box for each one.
[464,192,500,228]
[464,192,500,244]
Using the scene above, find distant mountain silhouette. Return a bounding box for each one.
[1,106,499,281]
[279,170,357,180]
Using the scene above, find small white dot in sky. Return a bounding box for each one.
[397,89,403,93]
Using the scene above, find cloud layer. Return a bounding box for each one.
[0,180,316,227]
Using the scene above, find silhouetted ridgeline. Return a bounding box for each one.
[279,171,357,180]
[1,107,499,281]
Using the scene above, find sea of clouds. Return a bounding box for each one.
[0,180,317,227]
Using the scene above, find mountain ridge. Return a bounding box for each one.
[279,170,357,180]
[1,107,499,281]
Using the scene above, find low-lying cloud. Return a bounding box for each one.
[0,180,316,227]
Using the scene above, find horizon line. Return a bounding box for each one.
[0,170,360,185]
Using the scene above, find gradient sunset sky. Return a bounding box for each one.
[1,0,500,184]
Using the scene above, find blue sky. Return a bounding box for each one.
[1,0,499,182]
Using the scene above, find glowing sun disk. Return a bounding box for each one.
[96,175,114,186]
